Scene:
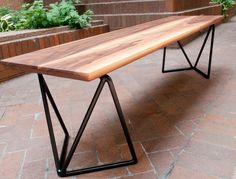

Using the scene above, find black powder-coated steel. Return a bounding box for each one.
[38,74,137,177]
[162,25,215,79]
[37,24,216,177]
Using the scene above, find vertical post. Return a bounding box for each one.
[63,77,107,170]
[207,25,215,79]
[38,74,60,171]
[194,25,212,68]
[162,47,167,73]
[106,76,137,163]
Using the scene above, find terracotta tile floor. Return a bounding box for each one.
[0,17,236,179]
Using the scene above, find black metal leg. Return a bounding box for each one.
[38,74,137,177]
[162,25,215,79]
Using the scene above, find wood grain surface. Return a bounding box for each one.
[1,16,223,81]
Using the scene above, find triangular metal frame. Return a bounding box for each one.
[38,74,137,177]
[162,25,215,79]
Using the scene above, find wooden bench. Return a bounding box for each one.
[1,15,223,177]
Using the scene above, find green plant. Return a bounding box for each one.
[47,0,93,28]
[211,0,235,17]
[15,0,49,30]
[67,10,93,28]
[0,14,15,32]
[0,0,93,32]
[47,0,77,26]
[0,7,12,18]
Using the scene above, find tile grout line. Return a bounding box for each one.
[174,125,186,137]
[146,147,183,155]
[138,134,184,144]
[232,166,236,179]
[162,148,186,179]
[44,158,49,179]
[163,113,210,178]
[115,169,156,179]
[4,149,26,154]
[117,142,130,177]
[140,142,159,177]
[162,131,197,179]
[0,107,6,120]
[186,138,236,152]
[17,150,27,179]
[0,142,8,162]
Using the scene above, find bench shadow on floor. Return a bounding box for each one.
[57,68,225,175]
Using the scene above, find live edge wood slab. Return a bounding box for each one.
[1,16,223,81]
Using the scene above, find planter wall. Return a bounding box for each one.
[227,4,236,20]
[0,0,59,9]
[0,0,25,9]
[43,0,59,6]
[82,0,222,31]
[165,0,213,12]
[0,25,109,83]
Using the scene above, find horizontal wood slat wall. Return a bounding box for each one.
[165,0,212,12]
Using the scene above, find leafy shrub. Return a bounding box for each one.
[15,0,49,30]
[0,0,93,32]
[0,7,12,18]
[67,9,93,29]
[0,14,15,32]
[47,0,93,28]
[47,0,78,26]
[211,0,235,17]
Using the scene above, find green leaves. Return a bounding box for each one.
[0,0,93,32]
[47,0,93,29]
[0,14,15,32]
[47,0,78,26]
[211,0,235,17]
[67,10,93,29]
[0,7,12,18]
[15,0,48,29]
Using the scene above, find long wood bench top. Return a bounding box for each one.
[1,16,223,81]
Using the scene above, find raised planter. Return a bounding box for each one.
[225,4,236,21]
[81,0,222,31]
[0,24,109,83]
[209,2,236,21]
[0,0,25,10]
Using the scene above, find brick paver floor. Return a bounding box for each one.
[0,16,236,179]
